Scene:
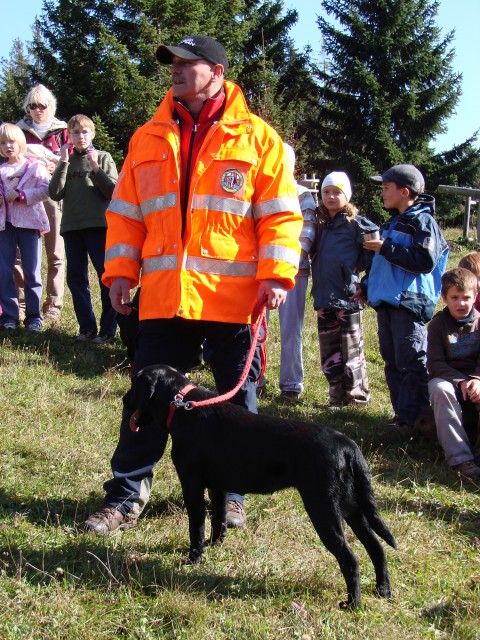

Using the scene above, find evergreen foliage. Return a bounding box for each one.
[0,0,478,215]
[307,0,479,221]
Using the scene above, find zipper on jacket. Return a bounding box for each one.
[182,121,197,238]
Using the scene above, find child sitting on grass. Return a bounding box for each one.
[427,267,480,480]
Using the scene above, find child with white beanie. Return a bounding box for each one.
[311,171,378,409]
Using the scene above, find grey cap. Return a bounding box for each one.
[155,35,229,71]
[370,164,425,194]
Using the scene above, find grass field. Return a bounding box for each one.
[0,229,479,639]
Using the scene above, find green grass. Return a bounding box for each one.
[0,228,479,639]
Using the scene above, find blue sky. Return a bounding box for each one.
[2,0,479,154]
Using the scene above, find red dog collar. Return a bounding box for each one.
[166,384,197,429]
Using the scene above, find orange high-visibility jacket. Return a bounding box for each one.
[103,80,303,323]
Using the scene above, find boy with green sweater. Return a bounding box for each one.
[49,114,118,343]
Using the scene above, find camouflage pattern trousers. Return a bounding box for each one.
[316,307,370,405]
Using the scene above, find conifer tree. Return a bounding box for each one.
[308,0,478,219]
[25,0,316,164]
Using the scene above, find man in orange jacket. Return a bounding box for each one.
[84,35,303,536]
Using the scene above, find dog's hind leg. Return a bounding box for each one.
[301,496,361,609]
[345,511,392,599]
[179,476,207,564]
[208,489,228,546]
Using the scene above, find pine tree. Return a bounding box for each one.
[0,39,33,123]
[26,0,316,164]
[308,0,477,219]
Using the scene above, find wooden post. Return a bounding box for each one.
[437,185,480,241]
[463,196,471,240]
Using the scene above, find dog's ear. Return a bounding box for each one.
[124,372,157,429]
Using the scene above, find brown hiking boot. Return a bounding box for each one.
[452,460,480,480]
[225,500,246,529]
[84,506,137,536]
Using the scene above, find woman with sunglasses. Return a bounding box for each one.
[15,84,68,322]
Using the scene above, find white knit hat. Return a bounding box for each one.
[321,171,352,202]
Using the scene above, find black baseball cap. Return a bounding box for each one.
[155,35,229,71]
[370,164,425,194]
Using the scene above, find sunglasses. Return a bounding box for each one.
[29,103,48,111]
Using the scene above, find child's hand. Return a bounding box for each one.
[461,378,480,403]
[363,238,384,253]
[45,160,56,175]
[86,148,99,172]
[60,143,72,162]
[350,282,365,305]
[5,187,18,202]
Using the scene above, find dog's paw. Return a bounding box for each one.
[339,598,360,611]
[375,583,392,599]
[184,550,203,565]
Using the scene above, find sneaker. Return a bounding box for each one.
[280,390,301,404]
[84,506,137,536]
[1,321,17,330]
[25,318,43,332]
[91,334,115,345]
[327,400,344,412]
[76,330,97,343]
[452,460,480,480]
[225,500,247,529]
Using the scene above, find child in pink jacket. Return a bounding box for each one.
[0,123,50,331]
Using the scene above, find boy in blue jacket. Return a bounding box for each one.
[362,164,449,429]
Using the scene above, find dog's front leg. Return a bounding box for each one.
[180,477,207,564]
[209,489,227,546]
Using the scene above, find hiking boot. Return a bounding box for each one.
[84,506,137,536]
[225,500,246,529]
[43,307,61,322]
[91,333,115,345]
[280,390,301,404]
[76,330,97,343]
[452,460,480,480]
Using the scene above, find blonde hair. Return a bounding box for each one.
[22,84,57,116]
[0,122,27,153]
[458,252,480,279]
[67,114,95,135]
[318,201,358,224]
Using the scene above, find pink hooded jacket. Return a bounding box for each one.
[0,159,50,233]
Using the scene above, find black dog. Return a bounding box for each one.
[124,364,396,608]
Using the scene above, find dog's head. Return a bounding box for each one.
[123,364,191,431]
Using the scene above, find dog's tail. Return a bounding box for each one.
[352,449,397,549]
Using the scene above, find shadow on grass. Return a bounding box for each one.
[0,490,340,603]
[1,324,131,379]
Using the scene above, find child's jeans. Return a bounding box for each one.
[377,305,429,426]
[428,377,479,466]
[0,222,42,325]
[63,228,117,337]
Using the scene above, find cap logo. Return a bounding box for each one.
[221,169,244,193]
[179,38,196,47]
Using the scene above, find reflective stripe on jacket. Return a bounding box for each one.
[103,80,303,323]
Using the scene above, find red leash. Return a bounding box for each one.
[165,299,268,427]
[129,301,268,433]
